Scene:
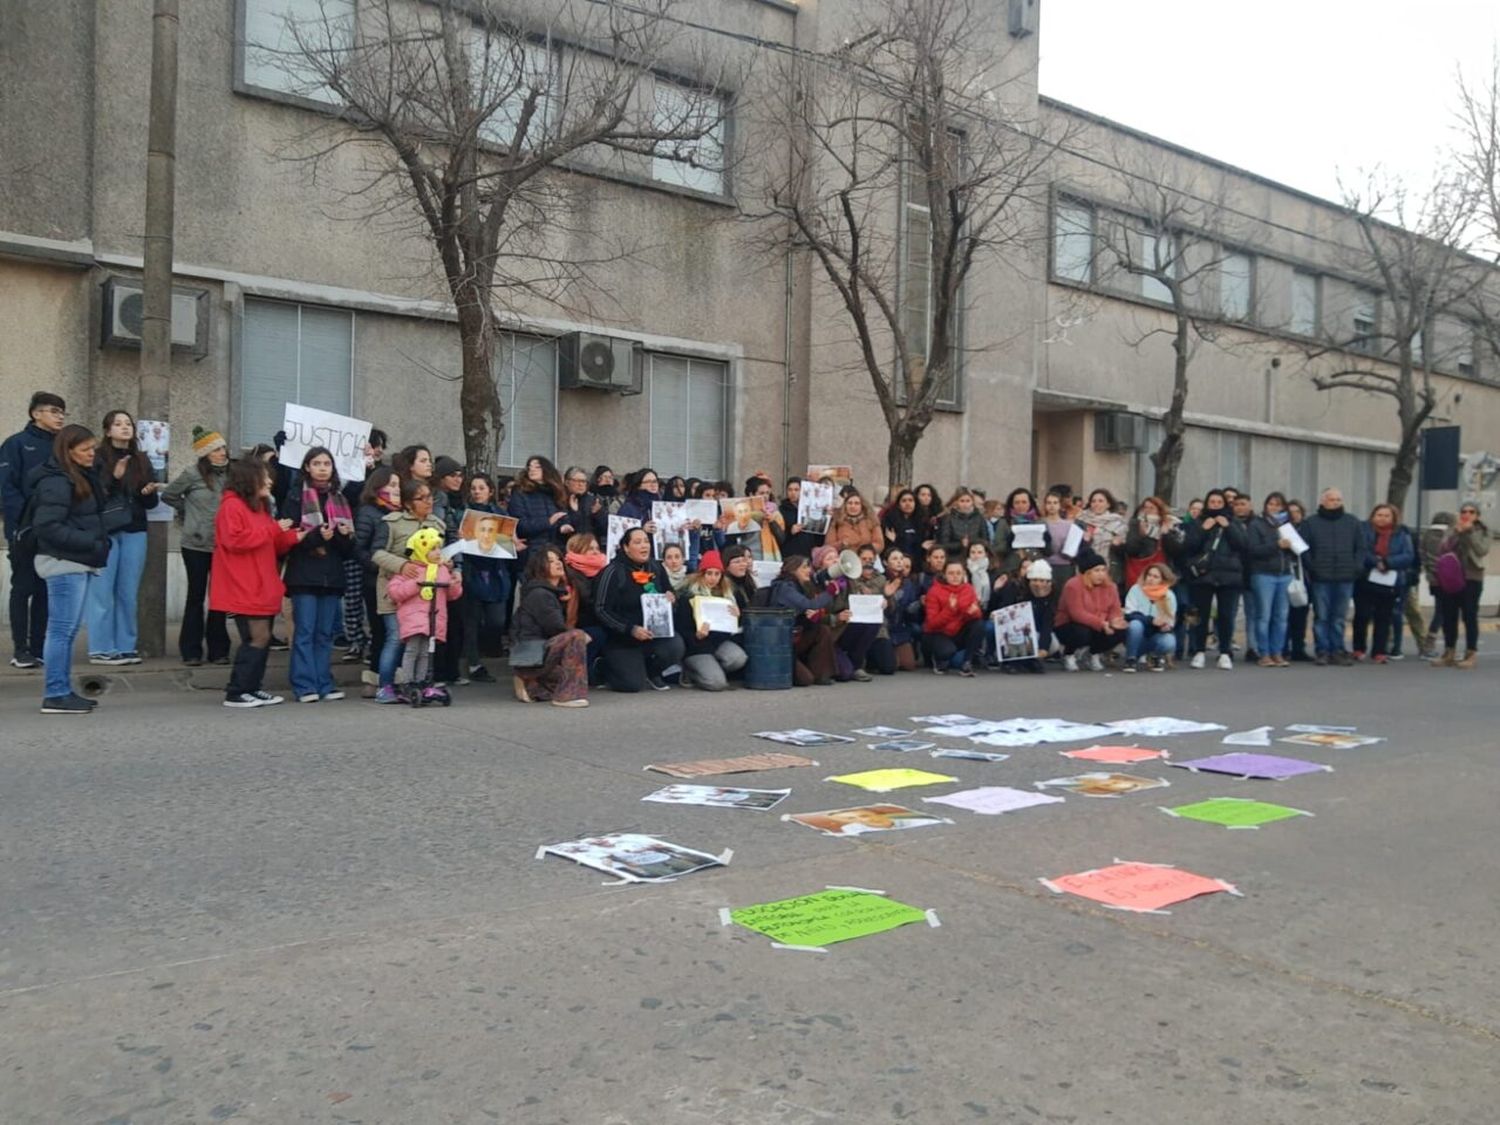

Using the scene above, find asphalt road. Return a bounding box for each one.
[1,658,1497,1124]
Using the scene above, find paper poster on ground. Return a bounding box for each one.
[729,888,930,949]
[1042,861,1239,913]
[991,603,1041,662]
[1161,797,1312,829]
[924,786,1065,816]
[1105,717,1228,737]
[641,784,790,811]
[754,730,855,747]
[852,726,914,738]
[869,739,937,753]
[647,752,819,778]
[1036,772,1170,798]
[783,804,951,838]
[826,767,958,793]
[1171,752,1332,780]
[1060,746,1169,765]
[796,480,836,536]
[607,515,641,558]
[1279,732,1383,750]
[281,403,372,483]
[930,747,1011,763]
[457,509,519,558]
[539,833,728,883]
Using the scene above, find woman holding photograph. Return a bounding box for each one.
[455,472,510,684]
[510,546,589,707]
[673,550,748,691]
[593,526,685,692]
[84,410,161,666]
[279,446,355,703]
[162,426,232,666]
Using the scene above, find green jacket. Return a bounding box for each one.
[161,463,227,551]
[371,510,446,615]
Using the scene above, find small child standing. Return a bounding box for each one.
[387,528,463,703]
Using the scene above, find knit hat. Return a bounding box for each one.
[1026,559,1053,581]
[698,550,724,572]
[811,545,837,572]
[1074,548,1107,574]
[434,455,464,479]
[191,425,226,456]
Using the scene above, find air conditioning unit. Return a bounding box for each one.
[557,331,643,395]
[100,276,209,356]
[1008,0,1038,38]
[1094,411,1145,452]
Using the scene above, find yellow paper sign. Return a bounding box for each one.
[825,768,958,793]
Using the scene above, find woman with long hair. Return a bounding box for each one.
[1122,496,1178,591]
[211,458,304,708]
[881,489,927,562]
[1432,502,1489,668]
[592,526,685,692]
[824,491,882,554]
[1040,490,1078,587]
[162,426,232,665]
[510,546,590,707]
[30,424,111,713]
[353,466,400,693]
[564,530,610,678]
[280,446,355,702]
[993,487,1049,576]
[84,410,161,665]
[1244,491,1297,668]
[768,554,838,686]
[674,550,748,690]
[1123,562,1179,672]
[455,471,511,682]
[509,454,573,559]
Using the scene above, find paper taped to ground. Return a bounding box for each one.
[911,714,981,725]
[539,833,728,883]
[870,739,937,753]
[1279,732,1384,750]
[1172,752,1332,780]
[729,888,931,950]
[641,784,790,811]
[1060,745,1169,764]
[754,729,856,747]
[1105,716,1228,737]
[826,768,959,793]
[784,804,953,837]
[1286,724,1358,734]
[647,752,819,778]
[965,718,1120,746]
[924,786,1066,816]
[930,747,1011,763]
[1162,797,1312,829]
[1042,861,1239,913]
[1222,726,1274,746]
[853,726,914,738]
[1036,772,1170,798]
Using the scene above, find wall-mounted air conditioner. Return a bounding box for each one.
[1094,411,1145,452]
[558,331,643,395]
[1008,0,1039,38]
[100,276,209,356]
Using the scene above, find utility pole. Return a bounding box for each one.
[138,0,178,657]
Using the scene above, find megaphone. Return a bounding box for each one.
[836,550,863,579]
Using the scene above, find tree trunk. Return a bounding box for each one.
[1150,428,1184,505]
[1150,314,1193,505]
[886,426,917,492]
[453,285,504,472]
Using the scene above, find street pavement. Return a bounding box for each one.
[1,656,1498,1124]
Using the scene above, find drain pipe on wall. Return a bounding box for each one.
[781,245,794,486]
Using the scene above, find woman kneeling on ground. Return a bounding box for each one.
[511,546,590,707]
[674,550,748,691]
[1054,549,1127,672]
[593,526,686,692]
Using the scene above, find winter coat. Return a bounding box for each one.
[780,498,822,560]
[823,512,882,553]
[94,445,160,534]
[769,577,834,622]
[1180,515,1248,587]
[209,491,300,617]
[1299,508,1365,583]
[935,508,991,555]
[1122,517,1182,587]
[880,509,928,561]
[1244,516,1298,577]
[513,577,571,642]
[1055,574,1125,631]
[1440,521,1491,582]
[565,564,603,629]
[593,552,673,643]
[353,501,391,575]
[1125,583,1177,624]
[161,462,227,551]
[994,516,1052,575]
[280,487,355,594]
[388,562,462,642]
[371,510,447,615]
[615,489,659,526]
[922,579,981,637]
[992,580,1056,650]
[1360,523,1416,583]
[28,458,110,569]
[507,484,568,545]
[0,422,58,542]
[883,575,921,646]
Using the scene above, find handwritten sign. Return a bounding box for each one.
[1043,861,1236,913]
[281,403,372,483]
[1162,797,1311,829]
[730,889,927,948]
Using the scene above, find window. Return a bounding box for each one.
[1351,291,1378,353]
[1219,251,1252,321]
[1288,442,1319,506]
[1052,198,1094,283]
[1291,271,1319,336]
[649,354,727,479]
[1457,332,1476,378]
[901,156,962,407]
[1347,449,1379,517]
[240,299,353,446]
[1139,231,1175,304]
[651,82,726,195]
[1215,430,1251,490]
[496,333,558,466]
[242,0,354,103]
[467,32,555,150]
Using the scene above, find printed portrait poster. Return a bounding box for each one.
[720,497,767,558]
[805,465,854,490]
[797,480,836,536]
[991,603,1040,662]
[540,833,727,883]
[137,419,175,521]
[606,514,641,559]
[458,509,519,558]
[641,592,675,638]
[652,500,694,557]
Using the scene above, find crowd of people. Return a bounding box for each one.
[0,390,1490,715]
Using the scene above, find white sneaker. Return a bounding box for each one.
[321,690,346,701]
[1063,654,1079,672]
[252,691,284,706]
[1190,652,1206,670]
[1217,653,1233,671]
[297,693,321,703]
[1088,654,1105,672]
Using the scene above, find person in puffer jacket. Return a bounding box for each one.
[935,488,991,557]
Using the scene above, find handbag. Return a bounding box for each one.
[1286,559,1308,608]
[1184,530,1222,582]
[509,637,547,669]
[99,495,133,534]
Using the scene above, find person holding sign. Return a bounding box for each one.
[1352,503,1415,664]
[280,447,356,703]
[673,551,748,691]
[592,526,684,693]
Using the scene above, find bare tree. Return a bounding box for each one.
[746,0,1058,488]
[256,0,727,469]
[1457,51,1500,252]
[1307,174,1486,511]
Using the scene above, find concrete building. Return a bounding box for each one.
[2,0,1496,624]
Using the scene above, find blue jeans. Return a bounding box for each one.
[42,571,90,699]
[1240,583,1260,652]
[289,591,341,697]
[379,612,404,686]
[1126,618,1176,661]
[1312,580,1354,655]
[85,530,147,655]
[1250,572,1291,658]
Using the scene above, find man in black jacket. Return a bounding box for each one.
[0,392,67,667]
[1298,487,1365,665]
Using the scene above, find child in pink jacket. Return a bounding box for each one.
[387,528,463,700]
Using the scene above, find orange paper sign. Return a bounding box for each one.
[1060,746,1168,764]
[1043,861,1236,913]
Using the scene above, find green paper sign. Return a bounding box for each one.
[1166,797,1310,829]
[731,889,928,948]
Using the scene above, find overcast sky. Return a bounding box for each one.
[1039,1,1500,205]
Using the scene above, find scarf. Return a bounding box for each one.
[1141,580,1172,613]
[1373,527,1392,559]
[301,480,352,530]
[967,559,991,606]
[375,494,400,512]
[664,564,688,589]
[566,550,608,578]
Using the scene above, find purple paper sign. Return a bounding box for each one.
[1171,752,1332,780]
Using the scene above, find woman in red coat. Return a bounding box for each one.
[922,559,985,676]
[211,459,304,708]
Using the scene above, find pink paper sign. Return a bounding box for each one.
[1043,861,1237,913]
[1060,746,1168,764]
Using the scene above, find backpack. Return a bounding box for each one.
[1434,551,1467,596]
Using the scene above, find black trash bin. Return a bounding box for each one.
[742,606,796,690]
